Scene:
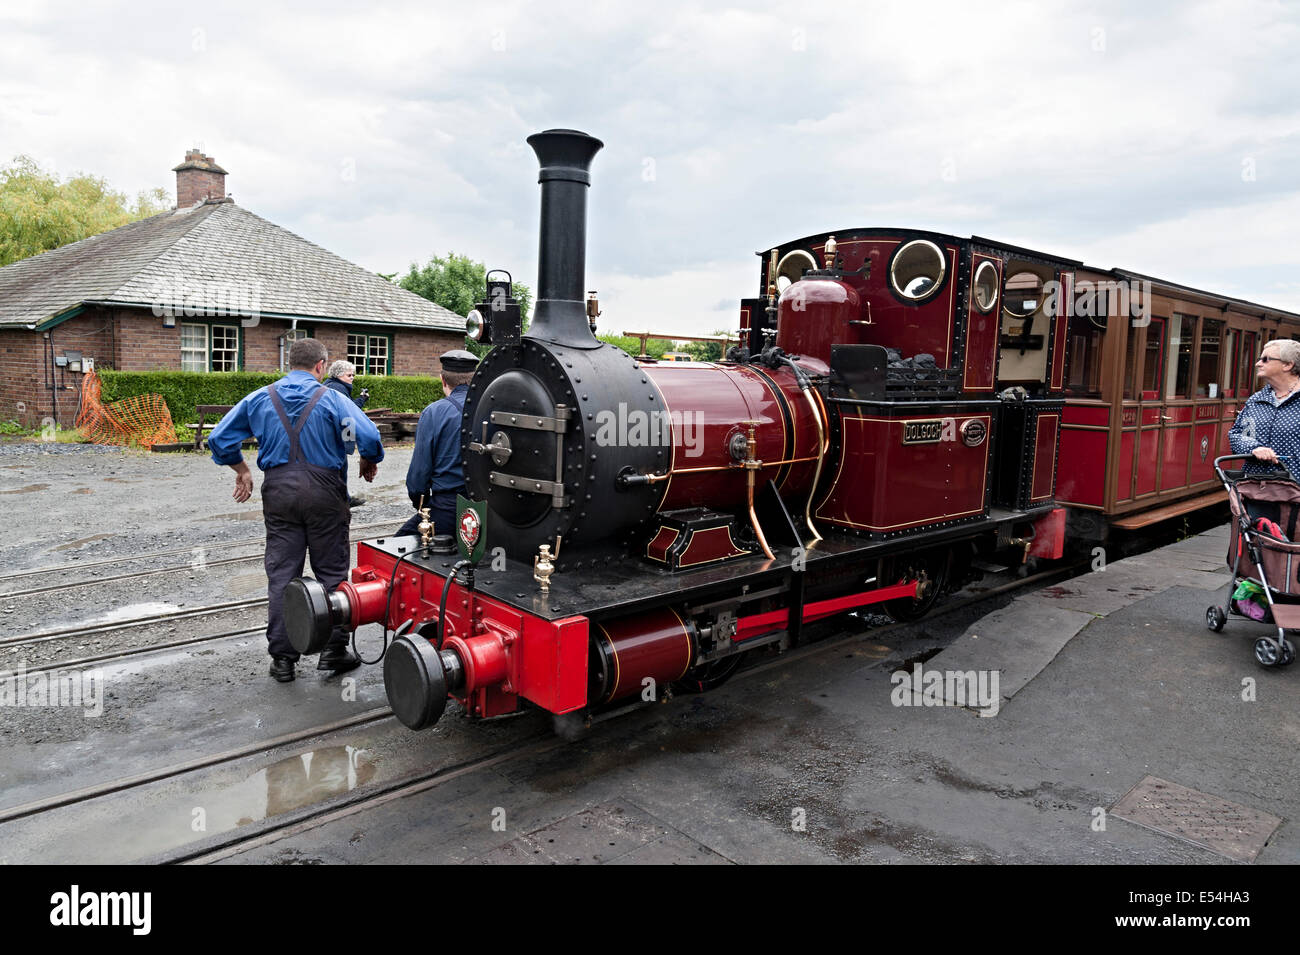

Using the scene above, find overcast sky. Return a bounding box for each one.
[2,0,1297,337]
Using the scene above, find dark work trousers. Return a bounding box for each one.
[262,387,352,660]
[396,488,462,541]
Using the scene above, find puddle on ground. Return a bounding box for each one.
[90,602,181,624]
[235,746,378,823]
[53,534,115,552]
[0,484,49,495]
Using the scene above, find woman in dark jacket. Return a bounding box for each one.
[324,360,368,408]
[324,360,369,506]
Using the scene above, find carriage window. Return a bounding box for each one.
[1239,331,1257,396]
[1142,317,1165,398]
[1165,314,1193,399]
[1065,321,1104,397]
[1197,319,1223,397]
[1123,325,1140,399]
[1220,329,1236,396]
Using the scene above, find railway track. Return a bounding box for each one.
[0,555,1092,864]
[0,519,398,600]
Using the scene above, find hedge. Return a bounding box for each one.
[96,371,444,428]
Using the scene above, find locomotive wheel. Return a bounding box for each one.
[884,554,950,623]
[675,653,746,694]
[1254,637,1284,668]
[1205,606,1227,633]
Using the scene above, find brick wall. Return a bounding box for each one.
[394,329,465,376]
[1,308,467,427]
[0,310,114,427]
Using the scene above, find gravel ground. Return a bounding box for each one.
[0,438,420,636]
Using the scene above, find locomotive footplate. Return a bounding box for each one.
[357,503,1056,623]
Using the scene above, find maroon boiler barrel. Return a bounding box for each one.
[642,362,822,512]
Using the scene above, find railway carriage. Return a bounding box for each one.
[285,128,1298,733]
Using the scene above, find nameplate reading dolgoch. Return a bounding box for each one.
[902,419,945,445]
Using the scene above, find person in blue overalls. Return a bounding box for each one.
[210,339,385,683]
[396,349,479,541]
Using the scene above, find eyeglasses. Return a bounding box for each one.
[1258,355,1282,364]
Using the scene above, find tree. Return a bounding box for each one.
[399,252,532,354]
[0,156,169,266]
[684,330,735,362]
[600,334,673,359]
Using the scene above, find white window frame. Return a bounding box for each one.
[181,322,240,372]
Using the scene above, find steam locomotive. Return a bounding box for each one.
[283,128,1088,732]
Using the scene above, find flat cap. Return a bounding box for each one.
[439,349,480,374]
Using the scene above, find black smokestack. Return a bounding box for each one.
[526,128,604,349]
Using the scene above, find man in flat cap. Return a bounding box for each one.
[396,349,479,540]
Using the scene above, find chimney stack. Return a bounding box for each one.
[525,129,603,349]
[173,148,228,208]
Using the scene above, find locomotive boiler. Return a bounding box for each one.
[285,128,1068,732]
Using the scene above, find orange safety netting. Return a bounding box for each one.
[76,370,177,448]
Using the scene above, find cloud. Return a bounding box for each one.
[2,0,1297,328]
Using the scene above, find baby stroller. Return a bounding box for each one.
[1205,454,1299,667]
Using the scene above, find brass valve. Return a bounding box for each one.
[534,544,555,593]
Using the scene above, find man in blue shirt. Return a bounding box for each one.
[396,350,478,541]
[210,338,385,682]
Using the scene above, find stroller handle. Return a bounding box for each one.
[1214,453,1294,482]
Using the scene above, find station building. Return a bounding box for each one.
[0,149,465,426]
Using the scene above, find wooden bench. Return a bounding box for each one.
[186,405,235,451]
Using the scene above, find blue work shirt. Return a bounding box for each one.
[1229,385,1300,477]
[405,385,468,500]
[209,370,385,471]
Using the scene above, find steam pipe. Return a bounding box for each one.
[525,128,604,349]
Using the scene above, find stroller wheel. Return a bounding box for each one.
[1282,639,1296,667]
[1205,606,1227,632]
[1254,637,1284,668]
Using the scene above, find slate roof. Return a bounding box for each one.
[0,200,464,332]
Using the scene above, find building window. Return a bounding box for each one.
[181,324,207,372]
[347,332,391,376]
[181,322,240,371]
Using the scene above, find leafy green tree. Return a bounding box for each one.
[684,330,735,362]
[399,252,532,329]
[0,156,169,266]
[599,335,673,359]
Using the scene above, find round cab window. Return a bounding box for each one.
[890,240,947,302]
[775,249,818,293]
[972,260,999,313]
[1002,270,1043,319]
